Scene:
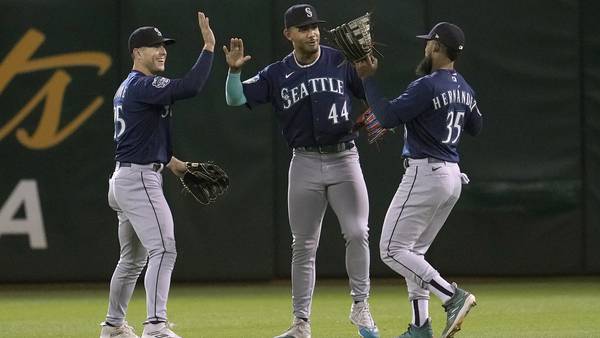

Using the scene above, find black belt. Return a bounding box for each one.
[403,157,445,168]
[295,142,354,154]
[116,162,163,172]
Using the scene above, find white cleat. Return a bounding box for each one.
[350,301,380,338]
[99,321,139,338]
[274,317,311,338]
[142,322,182,338]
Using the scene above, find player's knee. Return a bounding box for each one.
[342,226,369,244]
[291,237,319,259]
[148,246,177,263]
[379,249,392,265]
[116,259,147,276]
[380,247,409,265]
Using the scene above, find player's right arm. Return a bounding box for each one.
[223,37,272,108]
[361,76,430,128]
[167,156,187,178]
[355,55,429,128]
[224,38,252,106]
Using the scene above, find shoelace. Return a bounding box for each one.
[355,304,375,326]
[117,322,136,334]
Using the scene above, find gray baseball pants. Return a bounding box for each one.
[288,147,371,319]
[380,158,462,300]
[106,163,176,325]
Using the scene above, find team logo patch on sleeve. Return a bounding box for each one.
[242,75,259,84]
[152,76,171,88]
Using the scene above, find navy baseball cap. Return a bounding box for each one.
[284,4,326,28]
[416,22,465,51]
[128,26,175,52]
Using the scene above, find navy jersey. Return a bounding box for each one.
[113,51,213,164]
[363,69,482,162]
[242,45,365,147]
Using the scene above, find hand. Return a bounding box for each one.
[354,54,378,79]
[223,38,252,73]
[198,11,215,52]
[167,156,187,178]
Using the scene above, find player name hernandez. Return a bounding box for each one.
[432,88,477,111]
[281,77,345,109]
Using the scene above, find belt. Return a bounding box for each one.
[403,157,446,168]
[295,142,354,154]
[116,162,164,172]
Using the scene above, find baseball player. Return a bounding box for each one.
[223,4,379,338]
[355,22,482,338]
[99,12,215,338]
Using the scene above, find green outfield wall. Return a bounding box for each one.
[0,0,598,281]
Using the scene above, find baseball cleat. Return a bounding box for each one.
[141,321,182,338]
[440,283,477,338]
[274,317,311,338]
[99,321,139,338]
[349,300,380,338]
[395,318,433,338]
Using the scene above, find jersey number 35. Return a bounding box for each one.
[442,109,464,144]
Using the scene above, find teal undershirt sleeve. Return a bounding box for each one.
[225,71,247,106]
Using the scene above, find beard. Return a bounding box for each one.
[415,55,433,76]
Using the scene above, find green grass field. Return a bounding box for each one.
[1,277,599,338]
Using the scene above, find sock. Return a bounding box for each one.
[411,299,429,327]
[428,276,454,303]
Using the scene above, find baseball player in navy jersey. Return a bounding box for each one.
[355,22,481,338]
[223,4,378,338]
[99,12,215,338]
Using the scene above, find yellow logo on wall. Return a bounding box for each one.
[0,28,111,149]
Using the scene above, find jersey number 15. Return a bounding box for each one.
[113,104,126,141]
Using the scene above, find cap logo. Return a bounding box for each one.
[435,33,439,39]
[154,28,162,37]
[305,7,313,17]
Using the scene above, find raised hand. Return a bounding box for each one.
[198,11,215,52]
[354,54,378,79]
[223,38,252,73]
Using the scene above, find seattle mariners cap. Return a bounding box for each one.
[416,22,465,51]
[128,26,176,53]
[284,4,326,28]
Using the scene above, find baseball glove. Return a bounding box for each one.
[328,12,374,62]
[180,161,229,205]
[353,108,389,144]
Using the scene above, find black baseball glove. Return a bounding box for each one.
[180,162,229,205]
[328,12,374,62]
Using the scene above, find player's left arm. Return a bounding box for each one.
[464,98,483,136]
[134,12,215,105]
